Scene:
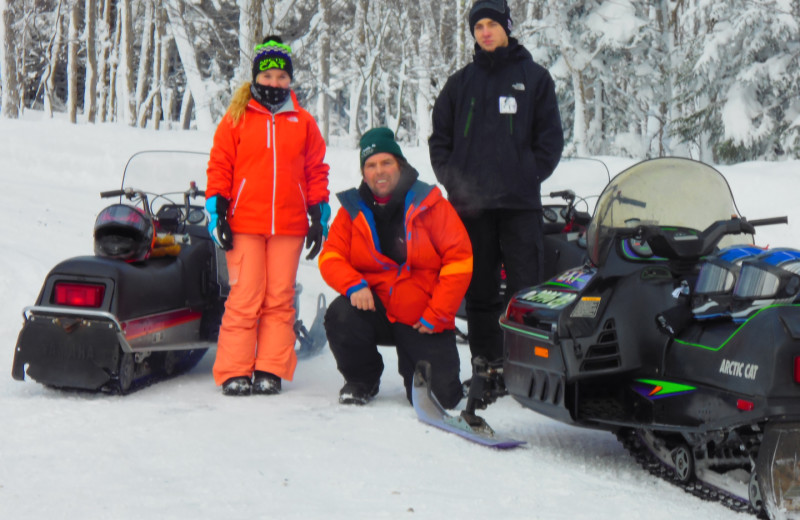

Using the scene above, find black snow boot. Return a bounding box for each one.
[339,380,379,405]
[252,371,281,395]
[222,376,252,396]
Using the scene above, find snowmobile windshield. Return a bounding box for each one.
[586,158,750,266]
[119,150,209,212]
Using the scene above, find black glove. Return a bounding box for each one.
[305,202,330,260]
[205,195,234,251]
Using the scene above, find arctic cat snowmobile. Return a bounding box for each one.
[417,157,800,519]
[12,151,327,394]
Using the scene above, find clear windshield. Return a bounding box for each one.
[586,158,748,265]
[119,150,209,210]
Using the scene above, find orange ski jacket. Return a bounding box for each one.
[206,89,329,236]
[319,180,472,333]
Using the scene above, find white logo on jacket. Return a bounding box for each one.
[499,96,517,114]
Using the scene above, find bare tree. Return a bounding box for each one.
[67,0,80,123]
[83,0,97,122]
[316,0,332,140]
[135,0,154,127]
[165,0,215,130]
[42,0,65,118]
[96,0,113,122]
[0,0,20,118]
[116,0,136,125]
[237,0,261,83]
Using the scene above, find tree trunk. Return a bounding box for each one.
[96,0,112,122]
[179,89,193,130]
[135,0,154,127]
[151,4,165,129]
[83,0,97,122]
[236,0,260,83]
[116,0,136,125]
[456,0,469,68]
[571,68,588,156]
[316,0,331,140]
[0,0,20,118]
[414,0,442,146]
[42,0,65,118]
[67,0,79,123]
[346,0,368,146]
[165,0,214,131]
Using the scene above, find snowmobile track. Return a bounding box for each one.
[616,428,761,517]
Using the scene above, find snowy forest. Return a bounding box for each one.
[1,0,798,164]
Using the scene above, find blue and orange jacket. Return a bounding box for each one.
[206,85,329,236]
[319,177,472,333]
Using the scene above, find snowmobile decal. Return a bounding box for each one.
[633,379,696,400]
[674,303,800,351]
[546,267,596,291]
[122,308,202,341]
[516,288,576,309]
[718,359,759,380]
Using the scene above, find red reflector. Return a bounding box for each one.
[795,357,800,383]
[736,399,754,411]
[53,283,105,308]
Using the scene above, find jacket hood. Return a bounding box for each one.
[473,37,531,69]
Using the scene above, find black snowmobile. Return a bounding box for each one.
[12,150,327,394]
[415,157,799,519]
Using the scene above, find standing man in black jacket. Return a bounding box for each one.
[429,0,564,366]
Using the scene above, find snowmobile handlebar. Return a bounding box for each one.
[549,189,576,202]
[100,189,127,198]
[620,215,784,260]
[99,187,148,201]
[748,216,788,227]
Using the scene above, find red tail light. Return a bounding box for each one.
[795,356,800,383]
[53,282,105,308]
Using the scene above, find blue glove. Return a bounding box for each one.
[205,195,233,251]
[305,202,330,260]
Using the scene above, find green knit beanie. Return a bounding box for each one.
[359,127,405,167]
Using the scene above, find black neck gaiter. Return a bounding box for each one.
[250,83,290,113]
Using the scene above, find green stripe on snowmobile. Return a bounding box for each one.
[543,281,575,289]
[498,321,550,340]
[674,304,799,351]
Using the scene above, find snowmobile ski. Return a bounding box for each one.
[412,361,525,449]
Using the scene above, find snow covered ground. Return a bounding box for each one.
[2,115,798,519]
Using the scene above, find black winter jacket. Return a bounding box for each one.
[429,39,564,213]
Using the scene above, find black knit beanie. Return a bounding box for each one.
[469,0,512,36]
[252,35,293,82]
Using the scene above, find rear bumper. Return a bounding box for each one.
[501,319,574,424]
[13,312,122,390]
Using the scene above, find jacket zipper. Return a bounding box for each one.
[270,114,277,235]
[463,97,475,138]
[231,178,247,216]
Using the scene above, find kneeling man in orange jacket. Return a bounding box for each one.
[319,127,472,408]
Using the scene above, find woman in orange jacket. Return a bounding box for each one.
[319,128,472,408]
[206,36,330,396]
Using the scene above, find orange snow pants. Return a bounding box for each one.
[212,233,304,385]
